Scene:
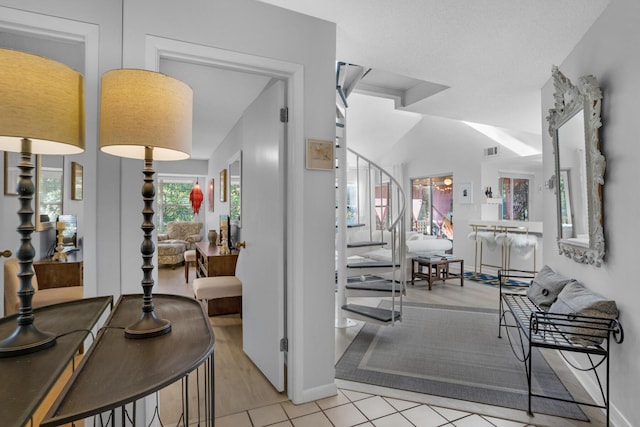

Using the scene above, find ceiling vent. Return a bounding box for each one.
[484,146,499,157]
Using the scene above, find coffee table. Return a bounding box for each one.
[411,255,464,290]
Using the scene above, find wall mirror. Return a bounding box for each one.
[229,151,242,228]
[547,66,604,266]
[35,155,64,231]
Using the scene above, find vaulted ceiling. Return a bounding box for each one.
[1,1,612,161]
[256,0,611,159]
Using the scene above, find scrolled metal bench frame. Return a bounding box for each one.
[497,269,623,426]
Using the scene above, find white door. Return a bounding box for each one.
[237,79,286,391]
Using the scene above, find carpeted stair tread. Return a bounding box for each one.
[347,261,399,269]
[347,241,387,248]
[341,304,401,323]
[345,281,400,292]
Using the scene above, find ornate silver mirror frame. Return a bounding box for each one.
[547,66,604,266]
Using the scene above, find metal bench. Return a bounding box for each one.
[497,270,623,426]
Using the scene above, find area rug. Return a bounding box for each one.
[463,271,529,287]
[335,302,587,420]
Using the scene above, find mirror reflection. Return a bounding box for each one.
[35,155,63,231]
[229,151,242,228]
[557,111,588,243]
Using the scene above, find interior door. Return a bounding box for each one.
[237,79,286,391]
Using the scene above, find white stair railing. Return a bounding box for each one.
[335,61,406,326]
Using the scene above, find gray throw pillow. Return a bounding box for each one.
[526,265,574,311]
[548,281,619,346]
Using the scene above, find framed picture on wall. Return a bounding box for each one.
[71,162,83,201]
[459,182,472,204]
[208,178,214,212]
[219,169,227,202]
[306,138,334,171]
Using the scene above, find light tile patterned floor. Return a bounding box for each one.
[215,388,536,427]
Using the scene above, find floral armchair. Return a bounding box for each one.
[158,221,203,250]
[157,221,203,268]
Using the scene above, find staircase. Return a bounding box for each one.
[335,62,407,326]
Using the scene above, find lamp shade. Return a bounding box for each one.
[0,48,85,154]
[99,69,192,161]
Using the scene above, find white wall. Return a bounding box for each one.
[541,1,639,425]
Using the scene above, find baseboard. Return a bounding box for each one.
[561,352,630,427]
[292,382,337,405]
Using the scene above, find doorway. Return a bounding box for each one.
[147,36,302,402]
[411,175,454,239]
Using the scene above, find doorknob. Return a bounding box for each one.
[236,241,246,249]
[1,249,12,258]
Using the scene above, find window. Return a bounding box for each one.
[499,175,530,221]
[410,175,453,238]
[39,166,63,221]
[157,176,199,232]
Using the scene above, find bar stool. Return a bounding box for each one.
[496,231,537,274]
[184,249,196,283]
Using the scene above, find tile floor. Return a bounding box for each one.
[215,388,534,427]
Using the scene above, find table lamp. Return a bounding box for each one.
[0,48,85,357]
[99,69,192,338]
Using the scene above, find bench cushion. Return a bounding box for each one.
[527,265,574,311]
[549,281,619,345]
[193,276,242,300]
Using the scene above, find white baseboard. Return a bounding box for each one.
[292,382,338,405]
[561,352,630,427]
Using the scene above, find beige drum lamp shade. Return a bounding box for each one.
[0,48,84,357]
[0,48,85,154]
[99,69,192,160]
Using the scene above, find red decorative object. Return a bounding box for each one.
[189,180,204,214]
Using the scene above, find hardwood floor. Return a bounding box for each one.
[158,264,605,427]
[157,265,287,421]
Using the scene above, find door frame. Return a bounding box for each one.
[144,36,304,401]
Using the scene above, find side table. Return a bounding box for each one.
[411,256,464,290]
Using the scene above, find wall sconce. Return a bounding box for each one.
[545,175,556,190]
[0,48,85,357]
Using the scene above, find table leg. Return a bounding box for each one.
[460,260,464,287]
[411,259,415,286]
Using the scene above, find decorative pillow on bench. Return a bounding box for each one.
[548,281,619,346]
[526,265,575,311]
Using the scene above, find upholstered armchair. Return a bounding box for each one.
[4,258,83,316]
[157,221,203,268]
[158,221,203,250]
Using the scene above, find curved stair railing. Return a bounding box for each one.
[335,62,407,326]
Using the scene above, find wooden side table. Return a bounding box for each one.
[194,242,240,315]
[33,251,83,290]
[411,256,464,290]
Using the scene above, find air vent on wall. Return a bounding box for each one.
[484,146,499,157]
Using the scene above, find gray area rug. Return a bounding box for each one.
[335,302,587,420]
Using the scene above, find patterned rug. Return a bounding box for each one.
[463,271,529,287]
[335,302,588,421]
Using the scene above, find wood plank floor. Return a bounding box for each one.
[157,265,287,421]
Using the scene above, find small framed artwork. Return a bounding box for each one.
[3,151,19,196]
[306,138,334,171]
[71,162,83,200]
[459,182,473,204]
[208,178,214,212]
[219,169,227,202]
